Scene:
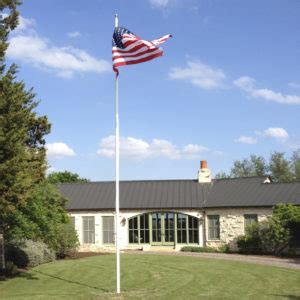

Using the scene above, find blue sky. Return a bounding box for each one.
[4,0,300,181]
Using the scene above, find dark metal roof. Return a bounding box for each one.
[59,177,300,211]
[205,177,300,208]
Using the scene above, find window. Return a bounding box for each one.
[188,215,199,244]
[177,213,187,243]
[129,214,150,244]
[164,213,174,243]
[139,214,150,243]
[128,212,199,245]
[244,214,258,231]
[152,213,161,243]
[177,214,199,244]
[103,216,115,244]
[82,216,95,244]
[129,216,139,243]
[208,215,220,240]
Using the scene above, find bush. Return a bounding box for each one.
[4,261,19,277]
[237,204,300,255]
[5,240,55,268]
[218,244,231,253]
[54,222,79,258]
[181,246,219,253]
[237,223,265,254]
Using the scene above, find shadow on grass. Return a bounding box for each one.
[33,269,109,293]
[271,295,300,299]
[0,270,38,283]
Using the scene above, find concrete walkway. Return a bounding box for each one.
[125,250,300,270]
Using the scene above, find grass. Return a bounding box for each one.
[0,254,300,299]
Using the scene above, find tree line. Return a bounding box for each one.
[215,151,300,182]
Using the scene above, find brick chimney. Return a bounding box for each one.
[198,160,212,183]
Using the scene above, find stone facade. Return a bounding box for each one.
[205,208,272,249]
[70,207,272,252]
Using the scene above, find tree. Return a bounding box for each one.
[8,182,77,253]
[47,171,89,184]
[218,152,300,182]
[269,152,293,183]
[214,172,230,179]
[0,3,50,239]
[0,0,20,74]
[230,155,268,178]
[291,149,300,181]
[0,2,78,258]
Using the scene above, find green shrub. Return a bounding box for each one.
[54,222,79,258]
[181,246,219,253]
[5,241,28,268]
[218,244,231,253]
[5,240,55,268]
[4,261,19,277]
[237,223,264,254]
[237,204,300,255]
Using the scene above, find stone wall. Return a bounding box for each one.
[205,208,272,249]
[69,207,273,252]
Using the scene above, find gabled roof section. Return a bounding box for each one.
[59,177,300,211]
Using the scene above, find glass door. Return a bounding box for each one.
[151,213,162,244]
[163,212,174,245]
[151,212,175,245]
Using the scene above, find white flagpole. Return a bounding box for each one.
[114,13,121,295]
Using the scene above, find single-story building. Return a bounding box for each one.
[59,161,300,252]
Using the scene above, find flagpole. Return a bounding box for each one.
[114,13,121,295]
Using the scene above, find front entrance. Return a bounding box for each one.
[128,212,200,246]
[151,212,174,245]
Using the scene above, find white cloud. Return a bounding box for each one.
[234,136,257,144]
[263,127,289,140]
[169,60,226,89]
[7,35,110,77]
[97,135,212,161]
[46,142,76,159]
[6,16,110,78]
[235,127,290,145]
[181,144,210,159]
[149,0,170,8]
[288,82,300,89]
[67,31,82,38]
[17,15,36,31]
[234,76,300,105]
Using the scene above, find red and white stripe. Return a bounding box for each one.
[112,34,172,73]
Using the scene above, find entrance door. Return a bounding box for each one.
[164,212,174,244]
[151,212,174,245]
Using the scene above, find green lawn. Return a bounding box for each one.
[0,254,300,299]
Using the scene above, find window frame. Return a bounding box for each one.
[102,216,115,245]
[244,214,258,232]
[176,213,188,244]
[128,214,150,245]
[128,212,199,245]
[82,216,95,244]
[187,215,199,244]
[207,215,220,240]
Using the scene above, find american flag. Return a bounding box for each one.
[112,26,172,74]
